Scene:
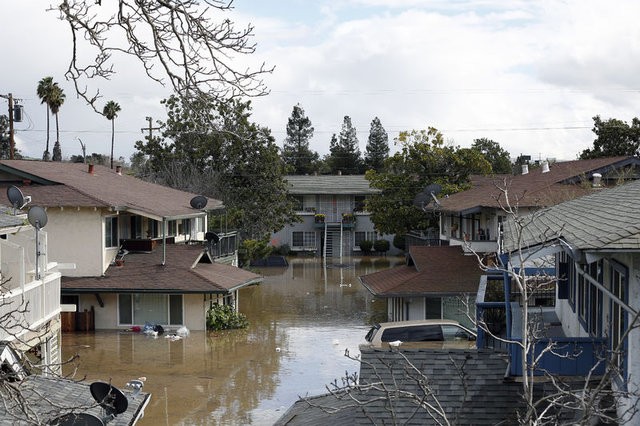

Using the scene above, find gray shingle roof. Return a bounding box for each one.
[275,348,525,425]
[286,175,379,195]
[503,178,640,253]
[1,374,149,425]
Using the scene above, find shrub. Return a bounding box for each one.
[393,234,406,251]
[373,239,390,254]
[359,240,374,254]
[206,304,249,330]
[273,244,291,256]
[238,238,272,266]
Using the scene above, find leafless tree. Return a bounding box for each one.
[51,0,273,111]
[295,178,640,425]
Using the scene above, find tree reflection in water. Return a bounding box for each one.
[62,256,404,425]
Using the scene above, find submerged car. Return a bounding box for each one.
[364,319,477,349]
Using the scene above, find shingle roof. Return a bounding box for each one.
[433,157,640,214]
[504,178,640,253]
[359,246,483,296]
[0,160,223,220]
[286,175,379,195]
[1,374,149,425]
[62,244,262,293]
[275,348,524,425]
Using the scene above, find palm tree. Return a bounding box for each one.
[49,84,65,161]
[103,101,121,169]
[36,77,54,161]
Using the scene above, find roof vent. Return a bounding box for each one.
[592,172,602,187]
[541,161,550,173]
[521,164,529,175]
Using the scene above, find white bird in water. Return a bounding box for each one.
[275,347,281,352]
[388,340,403,348]
[332,339,340,345]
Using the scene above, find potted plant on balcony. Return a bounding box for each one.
[342,213,355,224]
[314,213,325,223]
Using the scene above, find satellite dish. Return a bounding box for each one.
[28,206,48,229]
[190,195,208,210]
[49,413,105,426]
[7,185,30,210]
[205,232,220,244]
[90,382,128,419]
[413,184,442,210]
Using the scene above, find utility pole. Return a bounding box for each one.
[0,93,18,160]
[141,116,162,141]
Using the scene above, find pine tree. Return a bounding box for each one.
[282,104,318,174]
[364,117,389,172]
[328,116,362,175]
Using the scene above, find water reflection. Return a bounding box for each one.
[62,256,403,425]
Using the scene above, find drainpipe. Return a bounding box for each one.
[162,218,166,266]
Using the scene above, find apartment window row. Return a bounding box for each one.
[354,231,378,248]
[118,293,183,326]
[292,231,317,248]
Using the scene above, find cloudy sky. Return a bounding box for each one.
[3,1,640,163]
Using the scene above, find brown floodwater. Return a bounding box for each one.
[61,256,403,425]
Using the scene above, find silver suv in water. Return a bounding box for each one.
[364,319,477,349]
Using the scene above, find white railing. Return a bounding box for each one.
[0,229,60,342]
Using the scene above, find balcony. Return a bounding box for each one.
[475,274,607,377]
[0,233,61,343]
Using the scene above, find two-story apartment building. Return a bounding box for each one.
[271,175,398,261]
[423,157,640,254]
[0,160,261,331]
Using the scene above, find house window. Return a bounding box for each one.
[424,297,442,319]
[292,231,316,248]
[588,260,603,337]
[354,195,366,212]
[608,260,628,373]
[568,258,576,310]
[354,231,377,249]
[178,219,191,235]
[105,216,118,248]
[578,266,587,323]
[167,220,177,237]
[292,196,303,211]
[118,293,184,326]
[130,216,142,239]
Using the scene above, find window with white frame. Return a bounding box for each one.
[354,231,377,249]
[167,220,177,236]
[105,216,118,248]
[118,293,183,326]
[292,231,316,248]
[608,260,628,373]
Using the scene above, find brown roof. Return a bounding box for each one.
[0,160,223,219]
[434,157,640,214]
[62,244,262,293]
[359,246,482,296]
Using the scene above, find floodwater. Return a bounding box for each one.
[61,256,403,425]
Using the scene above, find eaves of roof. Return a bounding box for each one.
[62,244,262,294]
[359,246,482,296]
[0,160,223,220]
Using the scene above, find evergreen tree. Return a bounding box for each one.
[364,117,389,172]
[282,104,319,174]
[328,116,362,175]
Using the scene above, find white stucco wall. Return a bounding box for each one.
[44,208,106,277]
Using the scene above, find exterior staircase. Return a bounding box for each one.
[323,222,344,265]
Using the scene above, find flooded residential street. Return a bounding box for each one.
[61,256,403,425]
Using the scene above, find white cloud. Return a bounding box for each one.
[2,1,639,163]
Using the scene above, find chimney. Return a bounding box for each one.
[521,164,529,175]
[592,172,602,187]
[116,165,122,175]
[88,164,95,174]
[541,161,550,173]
